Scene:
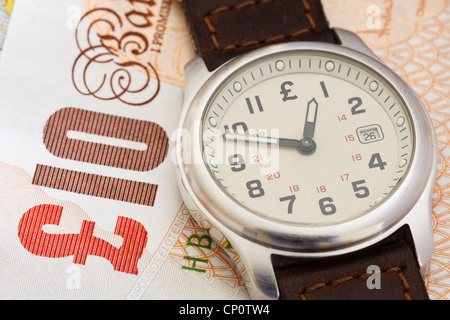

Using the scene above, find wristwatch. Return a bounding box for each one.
[176,0,437,300]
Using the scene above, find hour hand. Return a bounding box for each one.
[223,132,279,145]
[223,132,302,148]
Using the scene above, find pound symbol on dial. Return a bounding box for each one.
[280,81,298,102]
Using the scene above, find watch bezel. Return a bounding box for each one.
[176,41,435,254]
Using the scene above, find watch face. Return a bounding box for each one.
[201,50,414,226]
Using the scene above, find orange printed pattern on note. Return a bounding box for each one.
[322,0,450,300]
[171,216,247,288]
[82,0,195,89]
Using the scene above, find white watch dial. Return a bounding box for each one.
[202,51,414,226]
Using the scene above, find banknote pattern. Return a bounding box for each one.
[166,0,450,299]
[172,216,247,286]
[0,161,155,298]
[73,3,161,105]
[355,2,450,300]
[0,0,448,300]
[0,0,13,55]
[82,0,195,88]
[0,0,190,299]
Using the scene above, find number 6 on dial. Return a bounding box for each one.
[319,197,337,216]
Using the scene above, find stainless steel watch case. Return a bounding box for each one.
[176,28,437,299]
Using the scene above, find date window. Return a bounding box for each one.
[356,124,384,144]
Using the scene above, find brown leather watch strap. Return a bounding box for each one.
[274,241,429,300]
[182,0,339,71]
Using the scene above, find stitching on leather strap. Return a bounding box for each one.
[204,0,317,52]
[298,266,412,300]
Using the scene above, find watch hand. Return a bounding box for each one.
[223,133,317,155]
[303,98,319,140]
[223,132,301,148]
[297,98,319,155]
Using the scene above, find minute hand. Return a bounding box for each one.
[303,98,319,139]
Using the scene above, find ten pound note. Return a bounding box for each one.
[0,0,249,299]
[0,0,448,300]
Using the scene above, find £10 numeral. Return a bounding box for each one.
[33,107,169,207]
